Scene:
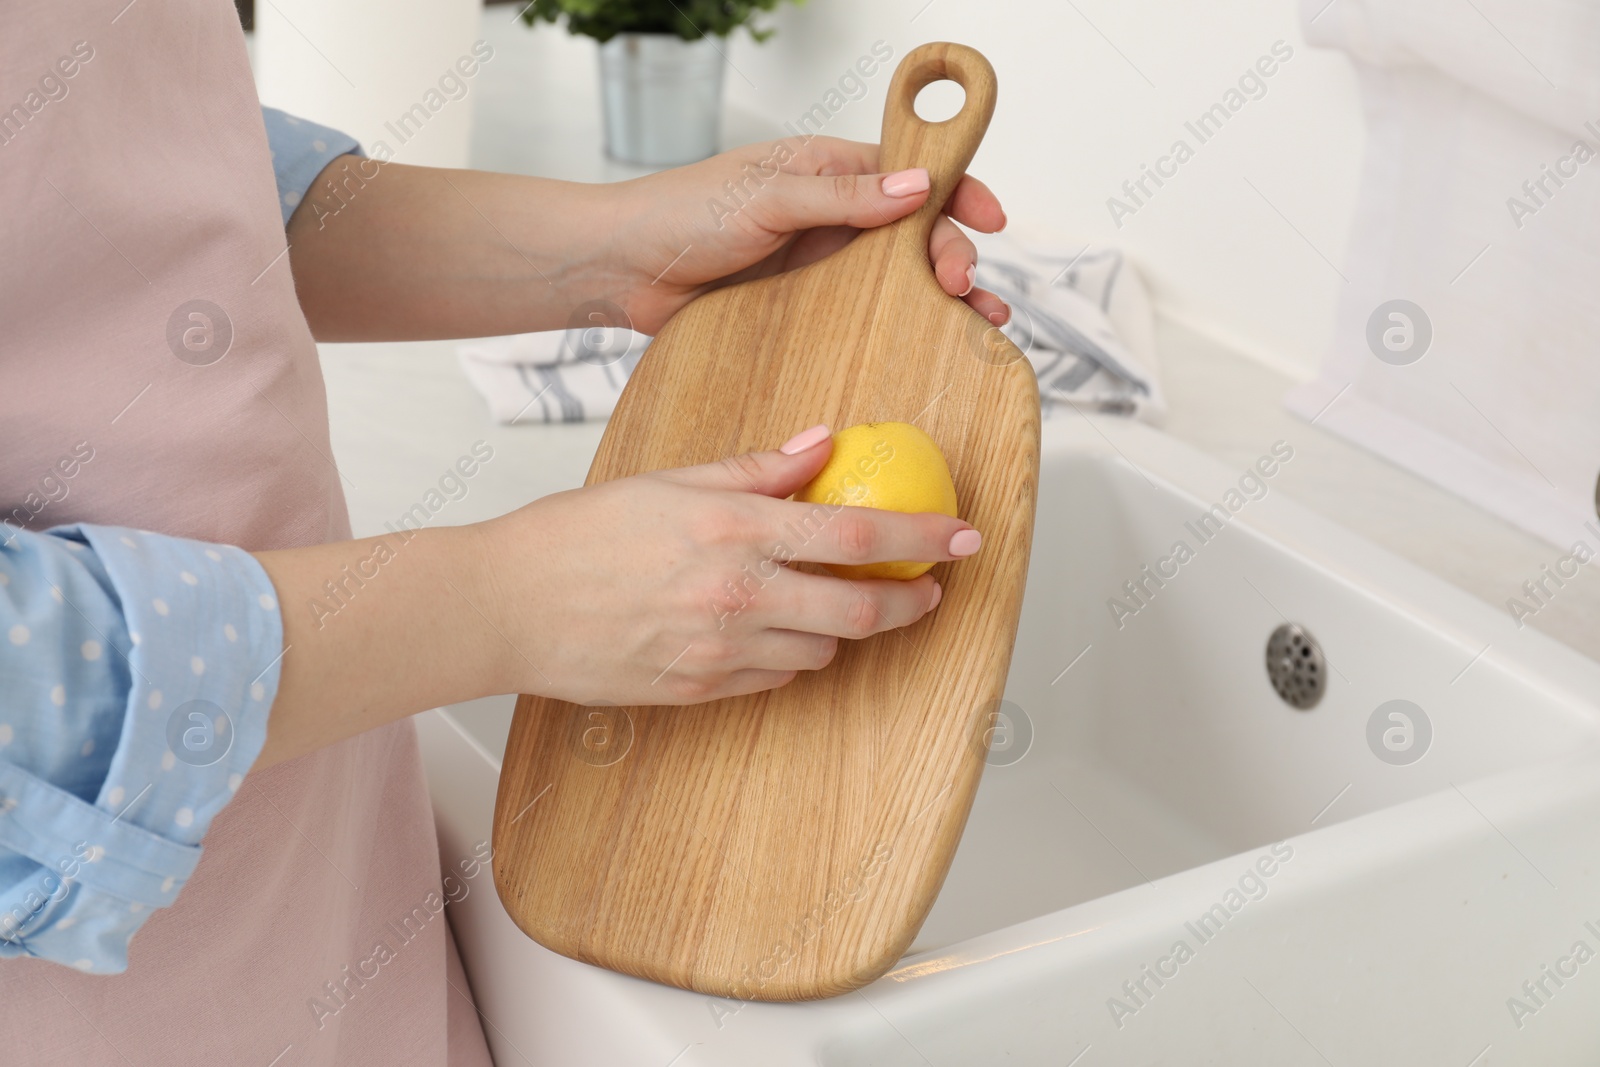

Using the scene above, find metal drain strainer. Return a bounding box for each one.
[1266,623,1325,710]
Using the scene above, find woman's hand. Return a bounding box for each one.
[474,424,979,704]
[287,138,1007,343]
[592,136,1011,335]
[251,427,982,767]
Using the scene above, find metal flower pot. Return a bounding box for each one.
[598,33,726,166]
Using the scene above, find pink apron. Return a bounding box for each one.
[0,1,494,1063]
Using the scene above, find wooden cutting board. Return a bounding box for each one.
[491,42,1039,1002]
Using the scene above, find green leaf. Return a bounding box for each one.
[518,0,803,43]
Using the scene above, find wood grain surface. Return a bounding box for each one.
[492,42,1040,1001]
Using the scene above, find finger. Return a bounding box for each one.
[702,668,800,703]
[929,215,979,298]
[745,169,931,235]
[734,630,840,672]
[657,425,834,497]
[771,136,880,178]
[965,286,1010,325]
[945,174,1006,233]
[773,500,980,568]
[757,570,943,640]
[764,136,1003,231]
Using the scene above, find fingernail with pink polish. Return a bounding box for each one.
[949,529,982,557]
[779,424,831,455]
[960,264,976,297]
[881,168,930,197]
[930,582,944,610]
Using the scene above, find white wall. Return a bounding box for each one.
[721,0,1366,379]
[254,0,483,168]
[254,0,1365,378]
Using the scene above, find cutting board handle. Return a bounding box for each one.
[878,42,998,254]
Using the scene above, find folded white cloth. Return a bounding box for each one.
[972,231,1164,423]
[456,322,647,425]
[456,232,1162,425]
[1287,0,1600,551]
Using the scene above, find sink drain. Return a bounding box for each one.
[1266,623,1325,710]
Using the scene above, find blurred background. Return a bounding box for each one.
[248,0,1363,374]
[243,0,1600,654]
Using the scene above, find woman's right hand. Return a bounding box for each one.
[252,425,980,769]
[473,424,982,706]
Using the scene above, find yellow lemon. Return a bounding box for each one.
[794,422,959,581]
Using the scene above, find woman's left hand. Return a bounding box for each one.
[597,136,1010,334]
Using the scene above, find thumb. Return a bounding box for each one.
[661,424,834,497]
[751,169,931,233]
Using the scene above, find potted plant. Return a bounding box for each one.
[520,0,800,166]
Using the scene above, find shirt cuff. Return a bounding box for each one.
[262,106,364,225]
[0,525,284,973]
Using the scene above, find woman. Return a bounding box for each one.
[0,1,1008,1063]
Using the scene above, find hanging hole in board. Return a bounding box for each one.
[913,81,966,122]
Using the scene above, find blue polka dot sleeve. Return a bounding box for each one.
[261,106,364,226]
[0,524,284,974]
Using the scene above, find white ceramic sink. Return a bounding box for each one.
[420,414,1600,1066]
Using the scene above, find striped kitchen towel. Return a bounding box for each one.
[457,232,1162,424]
[971,231,1163,422]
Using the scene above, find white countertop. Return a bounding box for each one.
[317,11,1600,760]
